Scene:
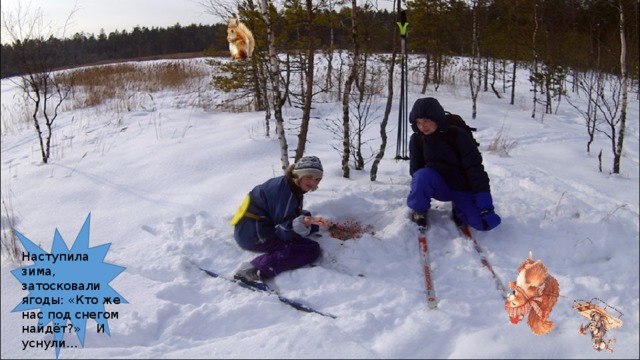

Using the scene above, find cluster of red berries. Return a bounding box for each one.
[328,220,374,240]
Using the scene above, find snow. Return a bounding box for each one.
[1,57,638,359]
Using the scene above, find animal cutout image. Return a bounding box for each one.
[227,18,255,60]
[574,298,623,353]
[504,251,560,335]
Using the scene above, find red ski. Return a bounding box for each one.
[456,223,507,299]
[418,227,437,309]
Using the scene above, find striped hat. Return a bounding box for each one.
[292,156,323,179]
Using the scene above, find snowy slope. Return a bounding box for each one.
[1,58,638,359]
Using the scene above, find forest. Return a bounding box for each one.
[1,0,637,176]
[1,0,638,80]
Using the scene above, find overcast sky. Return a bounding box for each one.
[2,0,218,41]
[2,1,398,43]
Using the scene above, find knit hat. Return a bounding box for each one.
[293,156,323,179]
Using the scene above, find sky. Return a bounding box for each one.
[1,0,216,41]
[1,55,638,359]
[1,1,397,44]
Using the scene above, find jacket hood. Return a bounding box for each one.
[409,97,447,133]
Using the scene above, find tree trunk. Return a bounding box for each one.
[531,1,539,120]
[294,0,316,162]
[469,0,481,120]
[259,0,289,171]
[510,59,517,105]
[370,7,400,181]
[490,57,501,99]
[614,0,628,174]
[341,0,360,178]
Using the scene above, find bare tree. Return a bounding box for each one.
[322,0,338,95]
[573,0,631,175]
[198,0,239,19]
[595,76,624,174]
[293,0,318,163]
[324,64,379,171]
[245,0,274,137]
[370,13,400,181]
[259,0,289,171]
[529,0,540,120]
[567,71,602,153]
[488,58,502,99]
[1,3,76,164]
[340,0,360,178]
[614,0,628,174]
[469,0,482,119]
[350,55,382,170]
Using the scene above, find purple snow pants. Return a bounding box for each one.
[241,237,320,279]
[407,167,485,231]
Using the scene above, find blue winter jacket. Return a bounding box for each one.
[409,97,490,193]
[234,175,307,248]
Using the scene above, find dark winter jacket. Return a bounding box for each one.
[234,175,306,248]
[409,97,490,193]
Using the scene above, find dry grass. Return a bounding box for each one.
[1,172,22,263]
[59,57,211,111]
[486,124,518,156]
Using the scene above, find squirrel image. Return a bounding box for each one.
[505,251,560,335]
[227,18,255,60]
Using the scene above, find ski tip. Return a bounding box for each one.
[203,269,220,277]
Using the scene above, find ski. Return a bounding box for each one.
[418,227,438,309]
[191,262,336,319]
[454,222,508,299]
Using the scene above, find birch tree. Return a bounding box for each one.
[530,0,540,120]
[469,0,482,119]
[259,0,289,171]
[613,0,628,174]
[293,0,317,162]
[340,0,361,178]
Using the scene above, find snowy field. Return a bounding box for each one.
[1,57,638,359]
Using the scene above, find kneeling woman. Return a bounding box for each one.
[232,156,329,286]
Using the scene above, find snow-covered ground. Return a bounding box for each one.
[1,58,638,359]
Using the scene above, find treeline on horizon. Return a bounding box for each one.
[1,0,638,80]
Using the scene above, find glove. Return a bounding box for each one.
[480,210,501,231]
[301,210,320,234]
[473,192,500,231]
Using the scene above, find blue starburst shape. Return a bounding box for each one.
[11,213,127,359]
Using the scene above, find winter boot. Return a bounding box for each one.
[234,264,265,288]
[411,210,428,228]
